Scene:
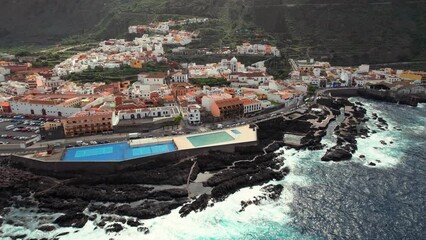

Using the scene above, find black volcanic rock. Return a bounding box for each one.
[148,189,188,201]
[321,148,352,162]
[211,168,284,201]
[105,223,124,233]
[137,226,150,234]
[180,194,210,217]
[264,142,285,153]
[126,218,142,227]
[240,184,284,212]
[54,212,88,228]
[57,232,69,237]
[38,225,56,232]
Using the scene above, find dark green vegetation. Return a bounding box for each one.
[65,66,140,83]
[307,84,317,96]
[64,62,174,83]
[173,113,183,125]
[189,78,230,87]
[62,62,171,83]
[0,0,425,66]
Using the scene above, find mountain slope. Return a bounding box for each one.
[0,0,425,65]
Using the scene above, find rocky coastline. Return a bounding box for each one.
[0,96,387,239]
[0,117,293,239]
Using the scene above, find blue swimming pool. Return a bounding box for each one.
[231,129,241,134]
[187,131,235,147]
[63,142,177,162]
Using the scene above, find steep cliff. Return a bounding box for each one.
[0,0,425,65]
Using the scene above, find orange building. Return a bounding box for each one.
[62,111,114,137]
[0,102,11,113]
[211,98,244,120]
[130,59,143,69]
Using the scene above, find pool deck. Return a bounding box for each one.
[21,125,258,162]
[173,125,257,150]
[129,137,174,147]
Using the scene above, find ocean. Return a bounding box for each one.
[2,98,425,240]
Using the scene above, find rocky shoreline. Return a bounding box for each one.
[0,118,293,239]
[0,96,385,239]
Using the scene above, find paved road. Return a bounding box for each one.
[1,99,306,155]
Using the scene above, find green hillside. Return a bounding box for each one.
[0,0,425,66]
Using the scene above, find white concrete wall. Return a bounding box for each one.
[10,101,81,117]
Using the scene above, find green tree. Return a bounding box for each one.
[174,114,183,125]
[308,84,317,96]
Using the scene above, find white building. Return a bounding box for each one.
[236,43,281,57]
[241,99,262,114]
[260,100,272,109]
[170,72,188,83]
[9,95,105,117]
[228,72,274,87]
[385,75,400,83]
[187,104,201,125]
[358,64,370,73]
[127,82,152,99]
[138,73,167,85]
[0,67,11,75]
[1,81,28,96]
[118,106,180,120]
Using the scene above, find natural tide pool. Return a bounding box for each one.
[187,131,235,147]
[63,142,177,162]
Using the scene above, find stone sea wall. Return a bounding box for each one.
[7,141,257,178]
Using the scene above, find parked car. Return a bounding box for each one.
[90,141,98,145]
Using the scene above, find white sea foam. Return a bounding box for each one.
[4,98,414,240]
[54,148,319,240]
[55,185,296,240]
[350,98,406,168]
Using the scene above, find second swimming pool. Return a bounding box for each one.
[187,131,235,147]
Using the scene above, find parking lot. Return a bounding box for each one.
[0,117,43,144]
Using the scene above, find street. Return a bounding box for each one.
[1,99,306,155]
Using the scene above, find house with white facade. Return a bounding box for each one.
[228,72,274,87]
[236,43,281,57]
[138,72,167,85]
[117,106,180,120]
[10,94,106,117]
[170,72,188,83]
[385,75,401,83]
[241,98,262,115]
[187,104,201,125]
[1,81,28,96]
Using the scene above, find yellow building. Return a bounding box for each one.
[399,72,422,81]
[130,59,143,69]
